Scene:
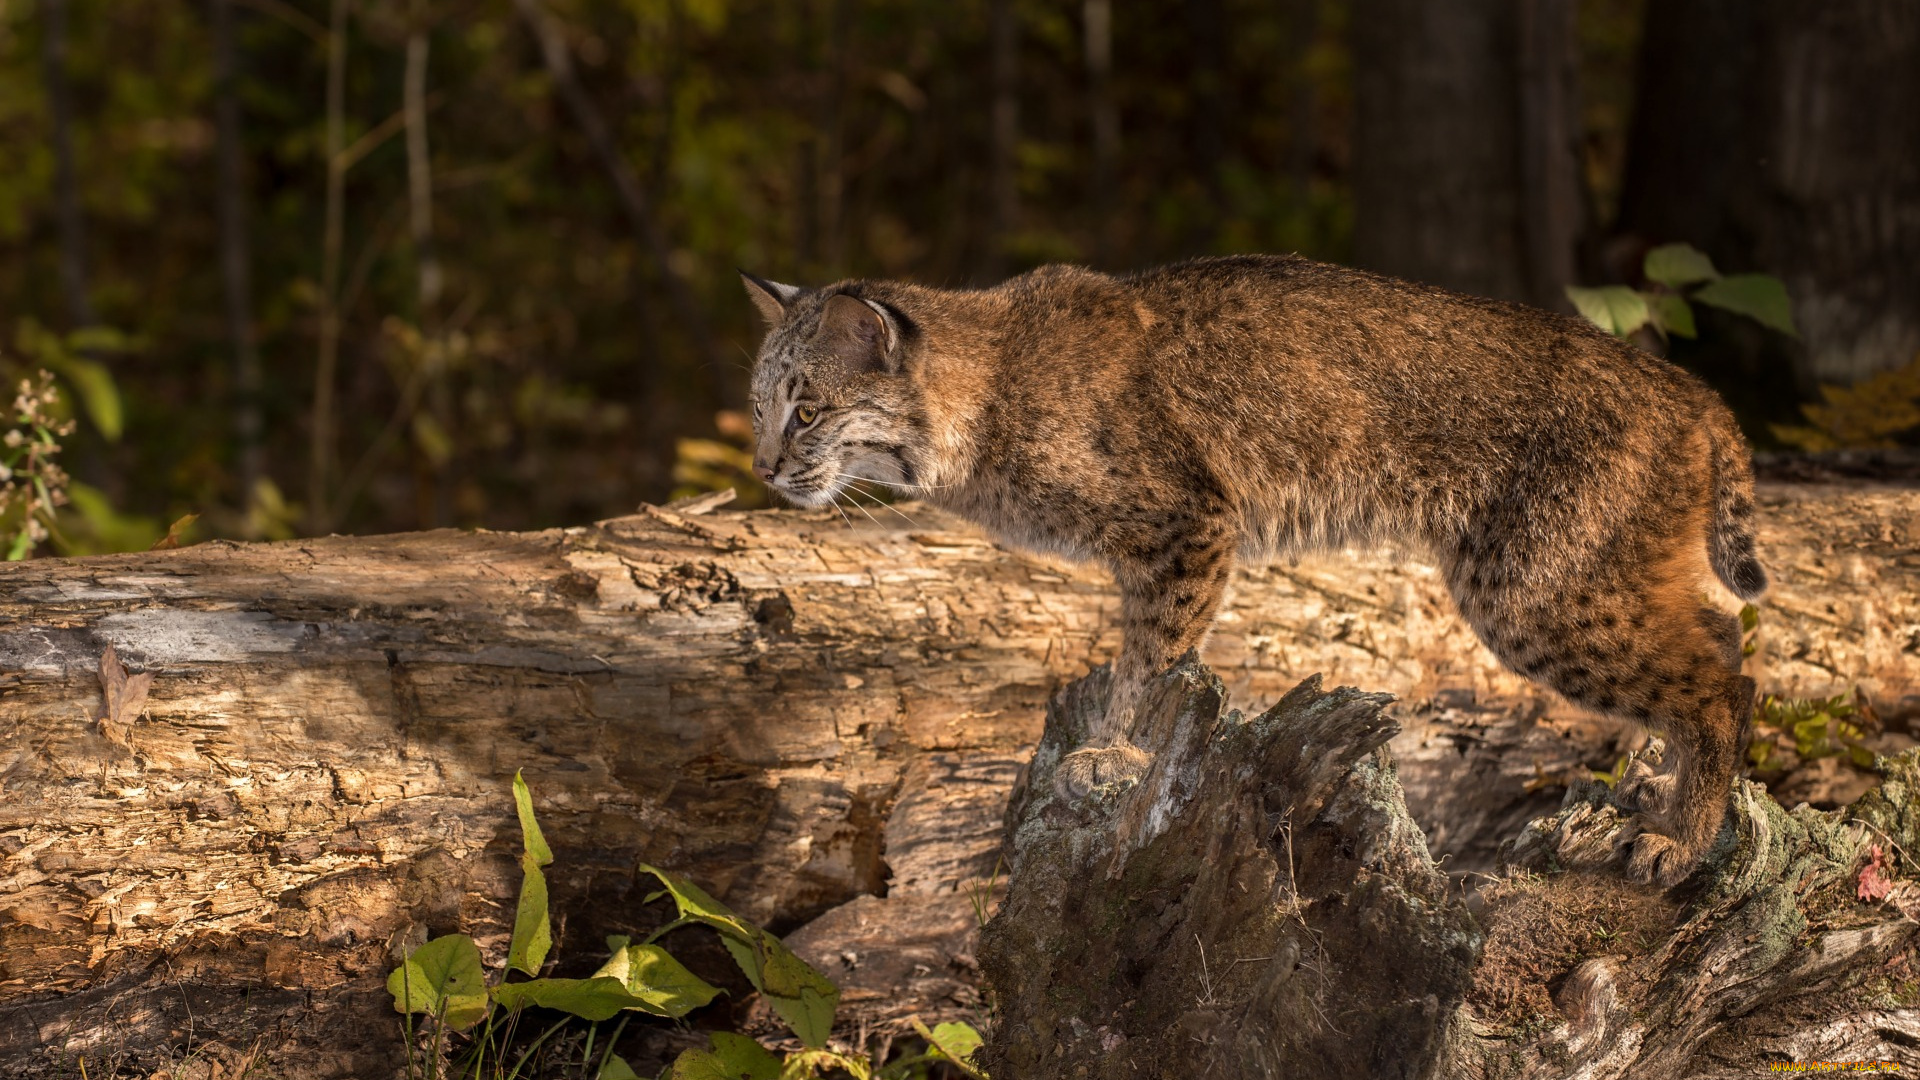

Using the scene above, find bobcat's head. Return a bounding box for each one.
[740,273,928,508]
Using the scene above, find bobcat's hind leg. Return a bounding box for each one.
[1452,549,1749,887]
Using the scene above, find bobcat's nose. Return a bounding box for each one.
[754,459,777,482]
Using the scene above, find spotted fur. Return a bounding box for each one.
[743,255,1767,888]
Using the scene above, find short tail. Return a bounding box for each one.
[1706,414,1768,601]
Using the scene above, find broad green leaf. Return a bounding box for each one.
[592,943,722,1018]
[599,1054,643,1080]
[507,771,554,976]
[1739,604,1760,633]
[928,1022,984,1067]
[1649,293,1697,339]
[388,934,490,1030]
[1693,274,1798,337]
[514,770,554,865]
[669,1033,782,1080]
[719,933,840,1048]
[913,1019,987,1078]
[46,356,124,441]
[507,853,551,977]
[641,865,755,940]
[491,976,647,1021]
[642,865,839,1046]
[1642,243,1719,288]
[1565,285,1650,338]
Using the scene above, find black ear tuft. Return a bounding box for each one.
[741,271,803,326]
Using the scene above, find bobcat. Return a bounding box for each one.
[740,255,1765,887]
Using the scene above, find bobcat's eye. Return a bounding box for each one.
[795,404,820,426]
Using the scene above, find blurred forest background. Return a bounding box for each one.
[0,0,1915,553]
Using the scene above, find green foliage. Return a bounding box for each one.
[670,1033,782,1080]
[1567,242,1796,343]
[0,368,75,559]
[389,934,492,1032]
[1747,692,1874,774]
[1771,352,1920,451]
[642,864,840,1048]
[387,774,985,1079]
[506,770,555,977]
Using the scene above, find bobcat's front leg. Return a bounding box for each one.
[1054,519,1236,800]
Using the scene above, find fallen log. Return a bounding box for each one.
[0,483,1911,1075]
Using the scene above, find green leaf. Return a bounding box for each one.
[490,976,648,1022]
[1566,285,1650,338]
[1642,243,1719,288]
[507,853,551,977]
[1693,274,1798,337]
[719,934,840,1048]
[514,770,554,865]
[388,934,490,1030]
[669,1033,782,1080]
[1739,604,1760,633]
[598,1054,643,1080]
[641,865,755,939]
[924,1022,986,1075]
[1649,293,1697,339]
[641,865,839,1046]
[592,943,723,1018]
[45,356,124,441]
[506,771,555,976]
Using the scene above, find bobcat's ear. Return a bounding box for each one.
[819,293,903,375]
[740,271,802,326]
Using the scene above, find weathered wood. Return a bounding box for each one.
[981,658,1920,1080]
[0,483,1912,1074]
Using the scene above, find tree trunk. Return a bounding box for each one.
[208,0,264,517]
[308,0,350,534]
[39,0,95,331]
[981,654,1920,1079]
[0,483,1912,1075]
[984,0,1019,277]
[1617,0,1920,387]
[1082,0,1117,266]
[1351,0,1582,311]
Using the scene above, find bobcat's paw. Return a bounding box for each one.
[1054,743,1152,801]
[1617,820,1701,888]
[1614,761,1677,817]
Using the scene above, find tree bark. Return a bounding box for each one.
[1082,0,1117,266]
[981,654,1920,1079]
[39,0,95,331]
[1351,0,1582,311]
[308,0,350,534]
[0,483,1912,1075]
[1617,0,1920,387]
[209,0,265,518]
[984,0,1019,277]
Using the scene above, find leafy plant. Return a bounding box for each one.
[1567,242,1797,343]
[0,370,76,559]
[1771,352,1920,451]
[1747,692,1875,775]
[389,773,988,1080]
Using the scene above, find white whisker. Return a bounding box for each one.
[833,471,951,492]
[837,489,885,528]
[844,481,920,526]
